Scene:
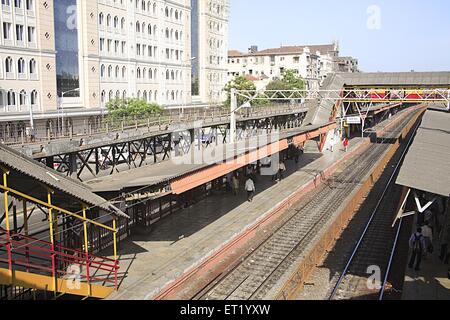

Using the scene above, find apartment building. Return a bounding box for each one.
[191,0,228,104]
[227,43,358,90]
[0,0,229,140]
[0,0,57,115]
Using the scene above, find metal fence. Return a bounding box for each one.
[0,104,304,146]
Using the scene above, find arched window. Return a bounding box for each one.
[166,70,169,80]
[122,90,127,100]
[137,67,141,79]
[121,17,126,30]
[165,7,169,17]
[7,90,16,106]
[5,57,13,73]
[101,90,106,104]
[149,68,153,79]
[109,90,114,101]
[106,14,111,27]
[115,66,120,78]
[136,21,140,33]
[30,90,37,106]
[143,90,147,101]
[114,16,119,29]
[142,68,147,79]
[19,90,27,106]
[137,90,141,99]
[149,90,152,101]
[100,64,105,78]
[17,58,26,75]
[116,90,120,98]
[99,13,104,26]
[108,65,113,78]
[122,66,126,79]
[29,59,36,75]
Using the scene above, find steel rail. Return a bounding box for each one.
[328,117,421,300]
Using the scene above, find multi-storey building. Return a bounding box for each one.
[191,0,228,104]
[0,0,57,115]
[0,0,229,140]
[227,43,358,90]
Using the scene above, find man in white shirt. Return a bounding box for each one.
[245,177,256,202]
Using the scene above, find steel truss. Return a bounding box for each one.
[37,111,307,182]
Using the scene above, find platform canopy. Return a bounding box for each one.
[396,110,450,197]
[0,144,127,217]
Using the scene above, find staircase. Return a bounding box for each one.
[0,233,119,299]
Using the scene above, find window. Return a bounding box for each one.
[3,22,12,40]
[19,90,26,106]
[7,90,16,106]
[25,0,33,11]
[14,0,22,9]
[27,26,35,43]
[29,58,36,75]
[5,57,13,73]
[30,90,37,106]
[100,64,105,78]
[17,57,25,74]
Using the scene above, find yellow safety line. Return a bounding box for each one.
[0,184,116,232]
[47,191,57,296]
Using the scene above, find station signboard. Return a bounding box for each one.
[346,116,362,125]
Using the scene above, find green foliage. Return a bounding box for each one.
[106,98,163,119]
[224,75,268,108]
[266,70,306,101]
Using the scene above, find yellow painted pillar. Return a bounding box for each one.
[47,191,57,295]
[113,217,118,260]
[82,206,92,296]
[3,171,12,278]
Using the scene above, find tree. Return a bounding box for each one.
[106,98,163,120]
[265,70,306,102]
[224,75,268,108]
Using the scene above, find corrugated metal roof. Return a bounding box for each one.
[0,144,128,218]
[341,72,450,87]
[396,110,450,197]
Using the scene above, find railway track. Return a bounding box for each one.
[194,110,421,301]
[329,113,421,300]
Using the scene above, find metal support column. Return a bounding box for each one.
[2,170,12,277]
[47,190,57,296]
[82,206,92,296]
[230,88,237,143]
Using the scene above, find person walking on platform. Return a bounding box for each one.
[421,221,433,260]
[278,161,286,181]
[343,137,349,153]
[245,176,256,203]
[232,174,240,196]
[409,228,427,271]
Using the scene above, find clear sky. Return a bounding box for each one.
[229,0,450,72]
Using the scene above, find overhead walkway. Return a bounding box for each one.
[85,122,337,195]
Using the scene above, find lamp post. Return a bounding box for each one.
[58,88,80,136]
[182,57,196,118]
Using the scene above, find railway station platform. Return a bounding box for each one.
[105,137,368,300]
[402,254,450,300]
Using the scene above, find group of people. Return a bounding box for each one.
[408,200,450,279]
[226,170,257,203]
[330,135,349,153]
